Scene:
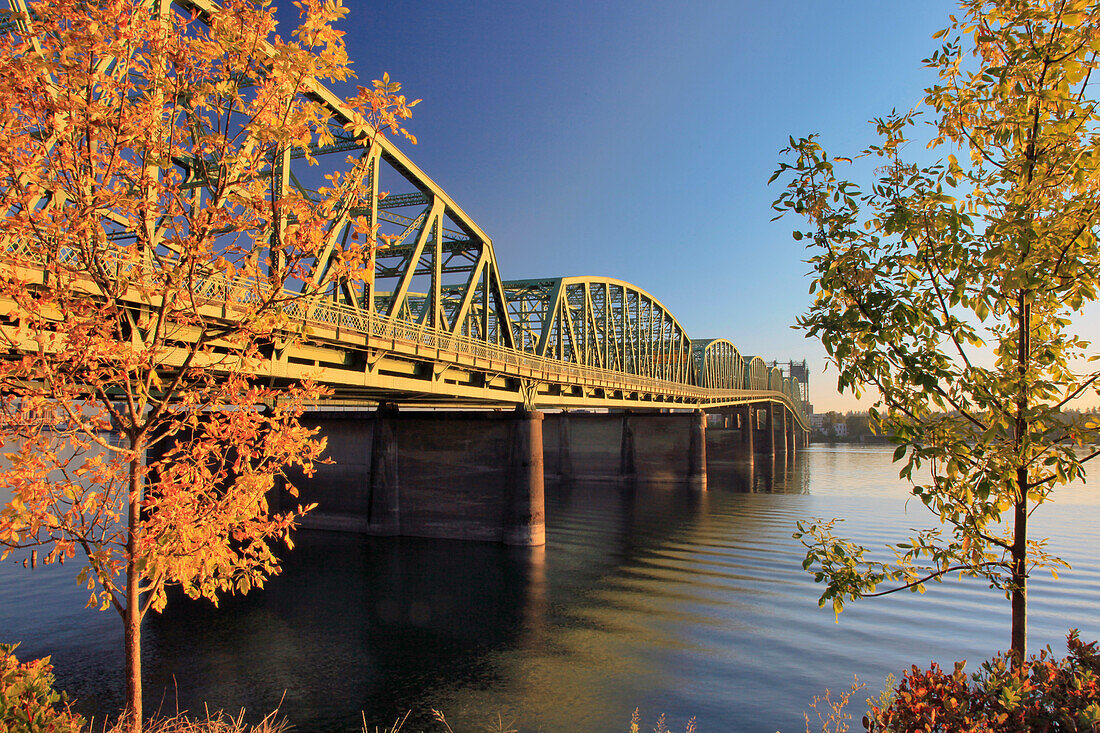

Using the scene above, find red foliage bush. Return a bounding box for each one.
[0,643,83,733]
[870,630,1100,732]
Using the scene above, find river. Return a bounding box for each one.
[2,444,1098,732]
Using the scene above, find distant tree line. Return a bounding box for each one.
[813,409,1100,445]
[811,411,883,443]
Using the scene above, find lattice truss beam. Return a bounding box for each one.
[264,69,516,348]
[0,0,809,423]
[503,277,697,384]
[1,0,519,350]
[691,339,743,390]
[743,357,768,392]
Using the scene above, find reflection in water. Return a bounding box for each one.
[707,452,811,495]
[145,536,549,731]
[3,446,1099,733]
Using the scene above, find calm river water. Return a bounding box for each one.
[2,444,1099,732]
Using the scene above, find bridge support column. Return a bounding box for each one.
[367,402,400,535]
[688,410,707,492]
[542,411,706,485]
[291,409,546,546]
[505,408,546,547]
[776,407,788,460]
[763,403,775,458]
[557,412,573,482]
[792,411,800,457]
[738,404,754,462]
[620,413,636,481]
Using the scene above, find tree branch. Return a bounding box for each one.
[860,561,1005,598]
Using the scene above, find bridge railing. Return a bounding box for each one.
[291,293,807,421]
[186,262,806,418]
[0,243,807,423]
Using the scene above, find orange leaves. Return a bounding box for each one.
[873,633,1100,733]
[133,378,327,611]
[340,74,422,146]
[0,1,412,722]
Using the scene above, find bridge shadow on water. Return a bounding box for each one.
[144,533,546,729]
[129,452,810,732]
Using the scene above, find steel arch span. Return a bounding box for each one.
[503,277,695,385]
[0,0,810,431]
[692,339,744,391]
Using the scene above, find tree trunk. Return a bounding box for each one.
[124,586,142,733]
[125,453,144,733]
[1010,293,1030,667]
[1011,470,1027,666]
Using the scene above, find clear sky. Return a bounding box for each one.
[317,1,959,413]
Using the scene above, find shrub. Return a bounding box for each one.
[869,630,1100,732]
[0,643,83,733]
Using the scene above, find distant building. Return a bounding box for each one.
[832,422,847,437]
[810,413,825,430]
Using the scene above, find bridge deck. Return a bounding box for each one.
[0,0,810,430]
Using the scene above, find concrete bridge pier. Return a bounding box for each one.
[785,412,797,459]
[367,402,400,535]
[775,406,788,461]
[557,412,574,483]
[543,410,707,488]
[504,408,546,546]
[620,413,637,482]
[290,409,547,546]
[761,403,775,458]
[738,404,754,462]
[688,409,707,492]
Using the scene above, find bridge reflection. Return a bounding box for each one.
[143,451,808,732]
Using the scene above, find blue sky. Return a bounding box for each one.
[318,1,956,412]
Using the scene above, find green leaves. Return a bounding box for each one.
[0,644,83,733]
[773,0,1100,658]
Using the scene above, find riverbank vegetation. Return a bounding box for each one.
[866,630,1100,732]
[8,631,1098,732]
[774,0,1100,662]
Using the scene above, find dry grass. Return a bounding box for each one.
[360,709,520,733]
[628,708,697,733]
[801,677,866,733]
[90,707,290,733]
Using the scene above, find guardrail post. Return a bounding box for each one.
[505,407,546,546]
[688,409,707,492]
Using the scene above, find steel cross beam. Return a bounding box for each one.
[0,0,812,431]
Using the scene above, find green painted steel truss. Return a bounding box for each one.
[504,277,694,384]
[0,0,809,430]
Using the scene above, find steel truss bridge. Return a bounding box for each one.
[0,0,808,431]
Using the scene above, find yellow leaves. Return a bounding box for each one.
[375,71,398,94]
[0,0,360,672]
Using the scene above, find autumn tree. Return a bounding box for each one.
[773,0,1100,663]
[0,1,417,730]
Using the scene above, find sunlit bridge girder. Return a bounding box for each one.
[503,277,698,386]
[692,339,744,390]
[0,0,809,428]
